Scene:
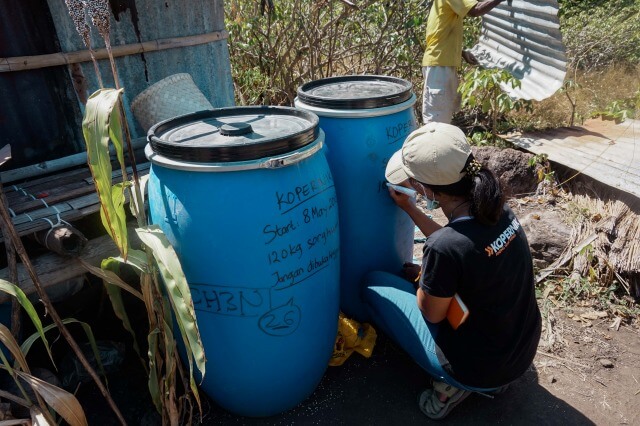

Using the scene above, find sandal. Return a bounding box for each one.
[417,381,471,420]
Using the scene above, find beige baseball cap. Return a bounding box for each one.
[385,122,472,186]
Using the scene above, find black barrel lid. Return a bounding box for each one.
[148,106,319,163]
[297,75,413,109]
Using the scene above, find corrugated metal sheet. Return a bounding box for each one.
[469,0,567,101]
[45,0,235,138]
[508,119,640,199]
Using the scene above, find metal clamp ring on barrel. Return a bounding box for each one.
[295,94,416,118]
[145,132,325,172]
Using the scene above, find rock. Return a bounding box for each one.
[472,146,538,198]
[519,209,571,269]
[548,375,557,384]
[464,147,570,269]
[598,358,614,368]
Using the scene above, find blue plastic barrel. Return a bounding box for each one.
[295,76,418,321]
[146,107,340,417]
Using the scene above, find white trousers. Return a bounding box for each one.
[421,66,460,124]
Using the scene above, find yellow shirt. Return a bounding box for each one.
[422,0,478,67]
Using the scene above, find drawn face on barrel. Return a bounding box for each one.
[258,299,301,337]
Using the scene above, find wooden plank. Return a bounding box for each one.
[5,167,92,193]
[5,161,149,214]
[0,157,150,242]
[0,203,86,243]
[67,193,100,210]
[11,184,96,215]
[0,233,119,303]
[11,204,73,226]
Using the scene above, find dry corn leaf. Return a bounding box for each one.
[16,370,87,426]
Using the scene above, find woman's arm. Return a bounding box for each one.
[417,287,452,323]
[387,187,442,237]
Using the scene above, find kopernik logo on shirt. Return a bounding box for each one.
[485,217,521,257]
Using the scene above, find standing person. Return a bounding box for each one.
[422,0,508,123]
[363,122,541,420]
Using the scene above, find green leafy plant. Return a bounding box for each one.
[63,1,206,424]
[226,0,426,106]
[560,0,640,70]
[458,68,533,144]
[528,153,555,184]
[467,130,494,147]
[0,280,93,426]
[558,79,583,126]
[592,89,640,123]
[80,81,205,426]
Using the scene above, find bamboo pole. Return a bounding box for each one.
[0,184,127,425]
[0,137,147,184]
[0,31,228,73]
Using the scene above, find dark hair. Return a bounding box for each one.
[427,166,504,226]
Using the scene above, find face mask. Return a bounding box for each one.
[413,180,440,210]
[424,192,440,210]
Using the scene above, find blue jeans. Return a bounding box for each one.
[362,271,499,393]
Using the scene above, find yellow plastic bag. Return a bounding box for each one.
[329,312,377,366]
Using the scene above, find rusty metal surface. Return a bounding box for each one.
[470,0,567,101]
[508,119,640,199]
[46,0,235,138]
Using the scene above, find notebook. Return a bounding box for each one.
[447,294,469,330]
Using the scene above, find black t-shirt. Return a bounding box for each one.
[420,205,541,388]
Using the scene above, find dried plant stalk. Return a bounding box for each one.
[64,0,103,88]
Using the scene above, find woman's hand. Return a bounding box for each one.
[388,184,443,238]
[402,262,421,289]
[387,185,415,211]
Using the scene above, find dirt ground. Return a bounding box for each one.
[193,315,639,425]
[78,309,640,425]
[189,200,640,425]
[73,188,640,425]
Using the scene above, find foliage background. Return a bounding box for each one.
[226,0,640,131]
[226,0,426,106]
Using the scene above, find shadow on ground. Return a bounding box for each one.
[78,330,594,425]
[196,333,594,425]
[66,277,596,425]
